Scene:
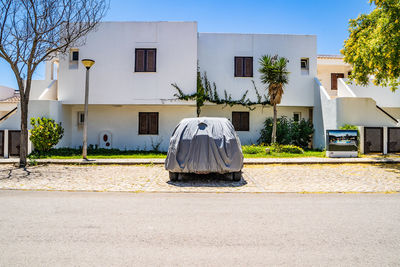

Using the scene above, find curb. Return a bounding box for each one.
[0,188,398,194]
[1,158,400,165]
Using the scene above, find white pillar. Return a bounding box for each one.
[4,129,8,158]
[358,126,364,154]
[383,127,388,155]
[27,131,32,155]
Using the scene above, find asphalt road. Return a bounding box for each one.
[0,191,399,266]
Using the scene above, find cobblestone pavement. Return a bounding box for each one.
[0,164,400,193]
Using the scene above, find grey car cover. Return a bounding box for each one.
[165,117,244,173]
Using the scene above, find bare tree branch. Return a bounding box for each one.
[0,0,108,167]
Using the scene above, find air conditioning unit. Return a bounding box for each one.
[99,131,112,149]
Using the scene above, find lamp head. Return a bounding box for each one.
[81,59,95,69]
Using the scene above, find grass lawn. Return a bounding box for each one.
[29,146,325,159]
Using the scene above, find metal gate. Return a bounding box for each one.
[388,127,400,153]
[8,130,21,156]
[364,127,383,154]
[0,130,4,156]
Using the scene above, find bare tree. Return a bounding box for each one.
[0,0,108,167]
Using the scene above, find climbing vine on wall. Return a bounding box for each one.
[172,68,270,117]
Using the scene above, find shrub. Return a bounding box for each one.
[242,145,265,154]
[30,117,64,152]
[340,124,358,130]
[258,116,314,148]
[271,144,304,154]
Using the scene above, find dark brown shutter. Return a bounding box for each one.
[135,49,145,72]
[232,112,240,130]
[148,113,159,134]
[244,57,253,77]
[241,112,249,131]
[146,49,156,72]
[235,57,243,77]
[139,113,148,134]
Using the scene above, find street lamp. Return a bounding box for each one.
[81,59,95,160]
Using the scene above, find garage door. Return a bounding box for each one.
[388,127,400,153]
[364,127,383,154]
[8,130,21,156]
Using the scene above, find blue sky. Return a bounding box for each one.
[0,0,374,89]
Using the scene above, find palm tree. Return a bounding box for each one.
[258,55,290,144]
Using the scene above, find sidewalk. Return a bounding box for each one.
[1,156,400,165]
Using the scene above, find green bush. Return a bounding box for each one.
[258,116,314,148]
[30,117,64,152]
[271,144,304,154]
[339,124,358,130]
[242,145,265,154]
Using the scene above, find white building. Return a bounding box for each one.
[0,21,399,156]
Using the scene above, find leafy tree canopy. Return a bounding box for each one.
[342,0,400,91]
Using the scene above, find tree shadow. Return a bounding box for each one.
[373,163,400,175]
[167,173,247,187]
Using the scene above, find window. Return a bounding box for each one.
[301,58,309,75]
[293,112,301,122]
[77,111,85,126]
[232,112,249,131]
[70,49,79,62]
[135,49,156,72]
[234,57,253,77]
[139,112,159,135]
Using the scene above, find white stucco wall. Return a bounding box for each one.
[198,33,317,106]
[317,62,352,92]
[0,100,63,130]
[57,22,198,105]
[343,79,400,108]
[64,105,197,151]
[201,104,312,145]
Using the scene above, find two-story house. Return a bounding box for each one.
[1,21,399,156]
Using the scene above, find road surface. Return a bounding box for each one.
[0,191,399,266]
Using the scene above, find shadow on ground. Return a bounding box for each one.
[167,173,247,187]
[375,163,400,174]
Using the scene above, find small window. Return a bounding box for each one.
[232,112,249,131]
[293,112,301,122]
[301,58,308,69]
[139,112,159,135]
[234,57,253,77]
[135,49,156,72]
[70,49,79,62]
[77,111,85,125]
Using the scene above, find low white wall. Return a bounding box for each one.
[336,97,398,127]
[30,80,58,100]
[337,79,356,97]
[0,100,63,130]
[344,78,400,107]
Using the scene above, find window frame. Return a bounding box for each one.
[138,112,159,135]
[77,111,85,126]
[232,111,250,131]
[293,112,301,122]
[234,56,253,77]
[135,48,157,72]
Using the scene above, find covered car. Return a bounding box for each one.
[165,117,244,181]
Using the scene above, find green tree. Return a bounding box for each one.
[258,55,290,144]
[30,117,64,152]
[342,0,400,91]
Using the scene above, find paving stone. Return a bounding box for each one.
[0,164,399,193]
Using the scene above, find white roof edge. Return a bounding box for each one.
[199,32,316,37]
